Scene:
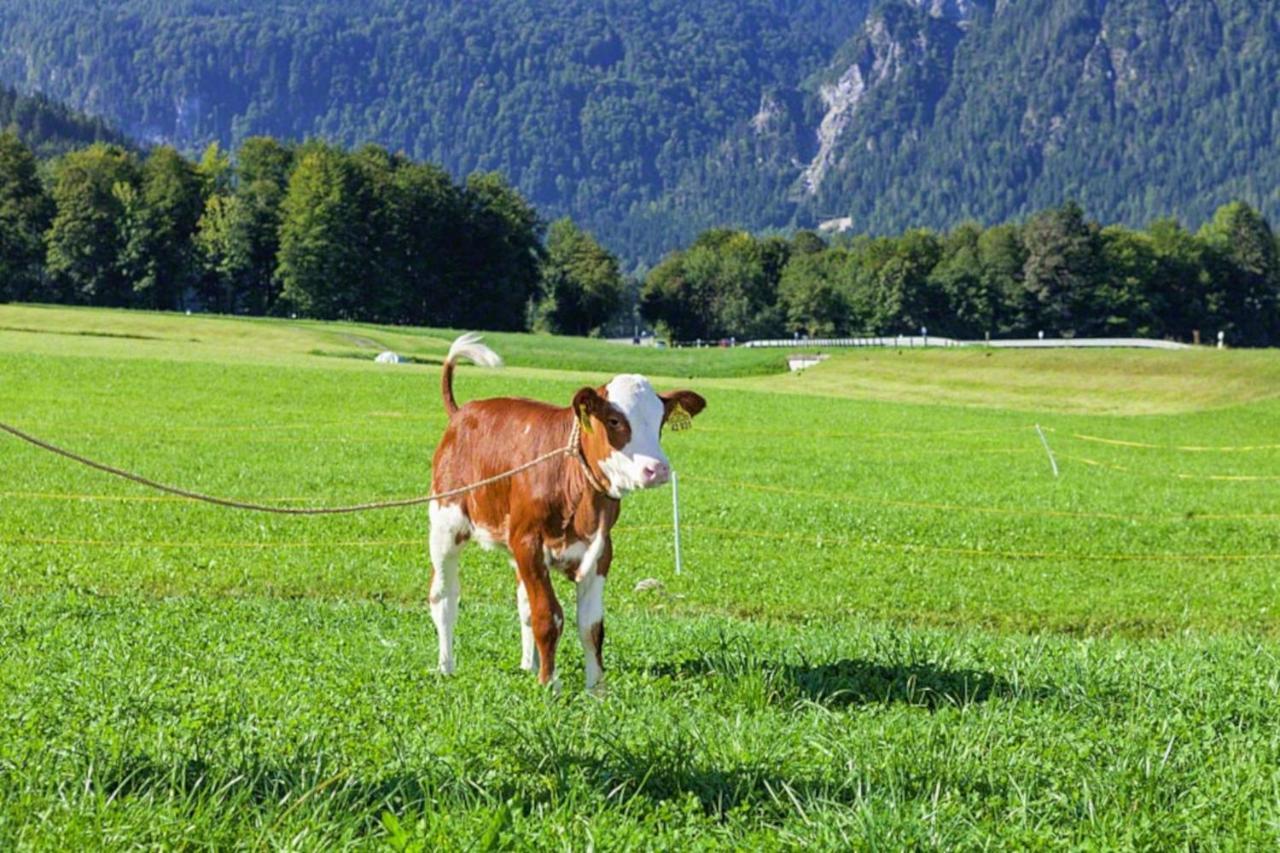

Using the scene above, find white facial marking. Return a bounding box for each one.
[599,374,671,497]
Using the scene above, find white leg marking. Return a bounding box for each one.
[428,502,467,675]
[516,577,539,673]
[577,570,606,692]
[573,527,608,583]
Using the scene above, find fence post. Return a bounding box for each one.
[671,469,682,575]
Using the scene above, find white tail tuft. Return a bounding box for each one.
[446,332,503,368]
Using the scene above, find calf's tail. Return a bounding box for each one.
[441,332,503,415]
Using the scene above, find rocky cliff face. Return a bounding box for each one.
[649,0,1275,254]
[771,0,1278,241]
[797,22,881,196]
[795,1,980,200]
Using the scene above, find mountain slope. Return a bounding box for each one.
[0,0,870,262]
[792,0,1280,237]
[0,84,130,157]
[0,1,1275,262]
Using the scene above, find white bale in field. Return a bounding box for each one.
[787,354,828,371]
[374,351,403,364]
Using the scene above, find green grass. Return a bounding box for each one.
[2,305,1280,848]
[735,346,1280,414]
[0,303,788,378]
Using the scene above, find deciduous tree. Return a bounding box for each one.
[45,144,139,306]
[537,218,624,336]
[277,145,370,319]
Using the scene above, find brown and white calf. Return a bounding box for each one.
[427,333,705,690]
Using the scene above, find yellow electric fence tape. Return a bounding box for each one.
[694,424,1039,440]
[0,536,422,550]
[1,490,318,504]
[6,420,1279,565]
[1070,433,1280,453]
[640,524,1278,563]
[677,475,1280,521]
[1066,455,1280,482]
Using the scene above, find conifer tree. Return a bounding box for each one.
[0,131,52,301]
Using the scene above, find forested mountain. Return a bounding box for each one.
[0,1,1276,263]
[0,84,130,157]
[0,0,869,263]
[793,0,1280,240]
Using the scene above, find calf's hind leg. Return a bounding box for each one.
[428,501,467,674]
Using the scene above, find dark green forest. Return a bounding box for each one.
[0,84,130,157]
[0,1,1275,263]
[3,129,1277,345]
[802,0,1280,243]
[641,204,1280,347]
[0,133,623,335]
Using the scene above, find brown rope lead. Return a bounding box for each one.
[0,419,590,515]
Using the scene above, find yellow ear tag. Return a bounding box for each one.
[668,403,693,432]
[577,405,594,434]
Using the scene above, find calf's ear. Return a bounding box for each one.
[660,390,707,429]
[572,386,609,433]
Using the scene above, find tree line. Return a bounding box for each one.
[641,202,1280,347]
[5,125,1278,347]
[0,131,623,335]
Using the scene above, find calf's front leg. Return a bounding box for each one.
[512,533,562,687]
[515,572,539,672]
[577,537,612,693]
[576,571,606,692]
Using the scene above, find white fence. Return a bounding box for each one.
[744,335,962,349]
[983,337,1190,350]
[735,336,1190,351]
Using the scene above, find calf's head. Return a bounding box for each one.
[573,375,706,498]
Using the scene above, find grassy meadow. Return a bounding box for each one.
[2,304,1279,848]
